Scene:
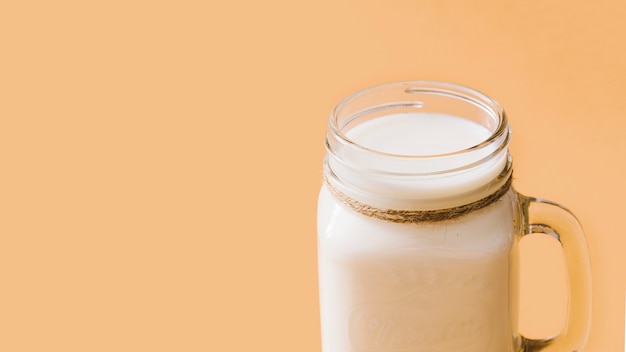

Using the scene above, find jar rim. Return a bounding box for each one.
[328,80,510,160]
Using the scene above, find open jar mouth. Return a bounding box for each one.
[325,81,511,177]
[323,80,513,210]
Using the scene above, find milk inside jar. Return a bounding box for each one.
[318,108,518,352]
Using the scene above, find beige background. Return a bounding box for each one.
[1,1,624,351]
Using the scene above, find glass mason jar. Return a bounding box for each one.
[317,81,591,352]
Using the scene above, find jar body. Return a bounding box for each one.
[317,81,591,352]
[317,185,520,352]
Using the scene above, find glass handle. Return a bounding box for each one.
[519,195,592,352]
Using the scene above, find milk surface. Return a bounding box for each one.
[318,113,516,352]
[347,113,491,156]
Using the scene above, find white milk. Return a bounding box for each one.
[318,113,517,352]
[346,113,490,156]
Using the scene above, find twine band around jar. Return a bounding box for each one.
[324,175,513,223]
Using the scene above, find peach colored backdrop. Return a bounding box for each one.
[2,1,623,351]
